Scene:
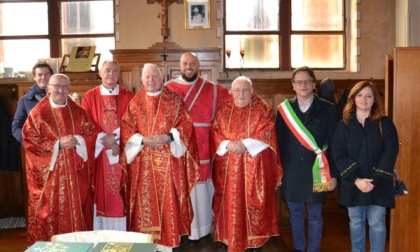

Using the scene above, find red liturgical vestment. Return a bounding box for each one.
[120,86,200,248]
[210,94,283,252]
[81,86,134,218]
[166,76,230,181]
[22,97,98,246]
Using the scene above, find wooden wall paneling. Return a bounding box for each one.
[384,54,394,117]
[0,171,24,217]
[0,82,23,218]
[0,83,18,117]
[389,47,420,251]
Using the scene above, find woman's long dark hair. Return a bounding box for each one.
[342,81,383,124]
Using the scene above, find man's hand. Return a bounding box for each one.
[143,134,171,148]
[328,178,337,191]
[59,135,78,150]
[110,143,119,156]
[101,134,117,148]
[227,141,247,155]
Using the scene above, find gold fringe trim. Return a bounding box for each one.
[313,182,331,192]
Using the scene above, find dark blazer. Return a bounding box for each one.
[332,114,399,208]
[11,83,46,144]
[275,95,338,203]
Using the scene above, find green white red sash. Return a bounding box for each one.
[278,99,331,192]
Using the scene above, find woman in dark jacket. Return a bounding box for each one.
[332,81,399,252]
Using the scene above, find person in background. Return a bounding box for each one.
[81,60,134,231]
[318,78,342,121]
[331,81,399,252]
[318,78,336,104]
[12,62,53,144]
[210,76,283,252]
[275,66,338,252]
[22,73,98,246]
[165,52,231,246]
[120,63,200,252]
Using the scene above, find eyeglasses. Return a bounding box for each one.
[231,89,251,94]
[49,84,70,91]
[293,79,314,86]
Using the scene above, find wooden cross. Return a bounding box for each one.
[147,0,184,41]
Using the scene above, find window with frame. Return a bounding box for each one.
[224,0,345,70]
[0,0,114,73]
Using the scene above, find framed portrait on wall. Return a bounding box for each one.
[185,0,210,29]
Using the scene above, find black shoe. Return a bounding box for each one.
[187,238,200,246]
[219,243,228,249]
[250,247,262,252]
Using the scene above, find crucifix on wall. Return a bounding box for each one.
[147,0,184,41]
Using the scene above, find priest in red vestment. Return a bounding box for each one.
[120,63,200,252]
[210,76,283,252]
[22,74,98,246]
[81,60,134,231]
[165,52,231,245]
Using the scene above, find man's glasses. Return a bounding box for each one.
[49,84,70,91]
[292,79,314,86]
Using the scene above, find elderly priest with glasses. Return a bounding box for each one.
[22,73,99,246]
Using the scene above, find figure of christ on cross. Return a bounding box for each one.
[147,0,183,41]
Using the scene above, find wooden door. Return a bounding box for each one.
[389,47,420,251]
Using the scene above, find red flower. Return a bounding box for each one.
[225,49,231,57]
[240,49,245,57]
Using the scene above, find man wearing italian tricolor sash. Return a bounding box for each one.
[275,66,338,252]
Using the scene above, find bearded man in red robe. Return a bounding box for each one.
[210,76,283,252]
[120,63,200,252]
[81,60,134,231]
[23,74,98,246]
[165,52,231,245]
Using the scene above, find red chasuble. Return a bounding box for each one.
[119,86,200,248]
[22,97,98,246]
[81,86,134,217]
[166,76,230,181]
[210,94,283,252]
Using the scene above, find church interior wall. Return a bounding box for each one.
[115,0,401,81]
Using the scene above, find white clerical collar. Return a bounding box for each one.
[147,89,162,96]
[100,84,119,95]
[298,95,314,113]
[177,76,197,85]
[49,96,68,108]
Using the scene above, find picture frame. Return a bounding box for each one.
[185,0,210,29]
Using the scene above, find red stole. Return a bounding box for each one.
[166,77,231,181]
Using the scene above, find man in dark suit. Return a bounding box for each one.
[275,66,338,252]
